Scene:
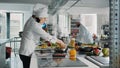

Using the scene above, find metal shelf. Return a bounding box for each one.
[110,0,120,68]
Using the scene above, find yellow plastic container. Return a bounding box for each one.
[69,48,76,61]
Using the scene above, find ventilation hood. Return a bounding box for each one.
[48,0,69,15]
[48,0,109,15]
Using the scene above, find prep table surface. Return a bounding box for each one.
[30,51,99,68]
[85,56,109,68]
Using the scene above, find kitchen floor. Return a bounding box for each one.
[5,52,38,68]
[5,52,23,68]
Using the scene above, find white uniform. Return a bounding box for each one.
[19,17,57,56]
[76,24,93,44]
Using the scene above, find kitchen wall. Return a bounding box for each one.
[0,3,33,25]
[0,3,33,38]
[97,14,109,35]
[49,7,109,37]
[67,7,109,35]
[0,3,109,36]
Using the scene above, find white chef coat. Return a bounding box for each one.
[19,17,57,56]
[76,24,93,44]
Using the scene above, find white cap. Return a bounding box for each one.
[33,3,48,18]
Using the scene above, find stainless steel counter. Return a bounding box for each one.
[37,57,88,67]
[30,51,99,68]
[85,56,109,68]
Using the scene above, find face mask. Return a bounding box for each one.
[42,23,47,29]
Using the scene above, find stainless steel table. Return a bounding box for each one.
[85,56,109,68]
[30,50,99,68]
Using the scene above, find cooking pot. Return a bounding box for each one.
[79,47,93,52]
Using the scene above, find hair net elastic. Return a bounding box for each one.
[33,3,48,18]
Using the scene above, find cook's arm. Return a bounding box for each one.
[32,23,65,49]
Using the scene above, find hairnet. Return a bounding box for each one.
[33,3,48,18]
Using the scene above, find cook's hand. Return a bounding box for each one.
[56,39,66,49]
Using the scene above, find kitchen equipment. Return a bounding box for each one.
[52,53,66,57]
[52,46,68,58]
[19,31,23,37]
[35,49,52,57]
[53,48,66,57]
[79,47,93,53]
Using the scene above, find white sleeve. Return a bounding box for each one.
[81,25,93,44]
[32,22,57,43]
